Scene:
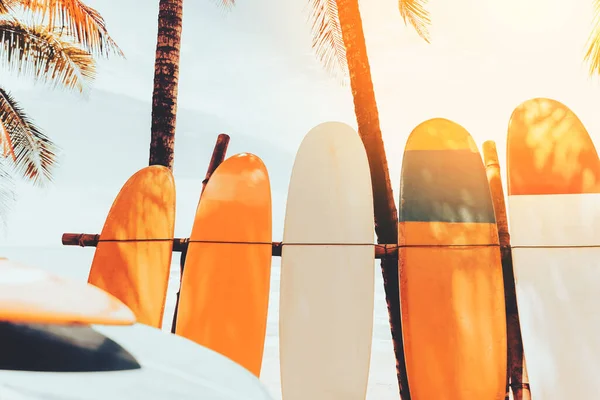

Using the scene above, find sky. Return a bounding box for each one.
[2,0,600,245]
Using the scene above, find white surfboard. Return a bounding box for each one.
[0,322,274,400]
[279,121,375,400]
[507,97,600,399]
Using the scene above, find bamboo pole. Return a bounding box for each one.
[178,133,230,273]
[61,233,401,259]
[201,134,231,195]
[482,141,531,400]
[171,133,230,332]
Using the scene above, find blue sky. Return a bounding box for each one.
[2,0,600,245]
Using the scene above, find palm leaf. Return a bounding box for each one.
[0,160,14,228]
[0,0,18,14]
[0,119,15,159]
[306,0,348,82]
[213,0,235,10]
[585,0,600,76]
[0,19,96,93]
[14,0,123,57]
[0,87,58,186]
[398,0,431,43]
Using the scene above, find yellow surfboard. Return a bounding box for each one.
[88,165,176,329]
[175,153,272,377]
[0,258,134,325]
[399,118,507,400]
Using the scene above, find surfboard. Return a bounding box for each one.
[506,97,600,399]
[399,118,507,400]
[0,322,274,400]
[279,121,375,400]
[175,153,272,377]
[88,165,176,329]
[0,258,135,326]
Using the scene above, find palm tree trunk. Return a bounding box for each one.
[335,0,410,399]
[149,0,184,169]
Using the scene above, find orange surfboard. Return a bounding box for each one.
[507,98,600,399]
[399,118,507,400]
[175,153,272,377]
[88,165,176,329]
[0,258,135,325]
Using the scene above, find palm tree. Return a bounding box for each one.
[0,0,121,224]
[306,1,430,398]
[149,0,184,169]
[149,0,236,332]
[149,0,234,169]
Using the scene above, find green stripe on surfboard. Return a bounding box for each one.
[400,119,495,223]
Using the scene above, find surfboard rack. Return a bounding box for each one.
[61,233,400,260]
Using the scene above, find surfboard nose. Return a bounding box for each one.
[298,121,360,152]
[507,97,600,195]
[404,118,480,152]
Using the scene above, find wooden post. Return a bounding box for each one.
[200,134,230,195]
[171,133,230,333]
[177,134,230,272]
[482,141,531,400]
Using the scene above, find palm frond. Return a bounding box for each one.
[15,0,123,57]
[214,0,235,10]
[0,119,15,159]
[0,159,15,228]
[0,19,96,93]
[398,0,431,43]
[0,0,18,14]
[585,0,600,76]
[306,0,348,83]
[0,87,58,186]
